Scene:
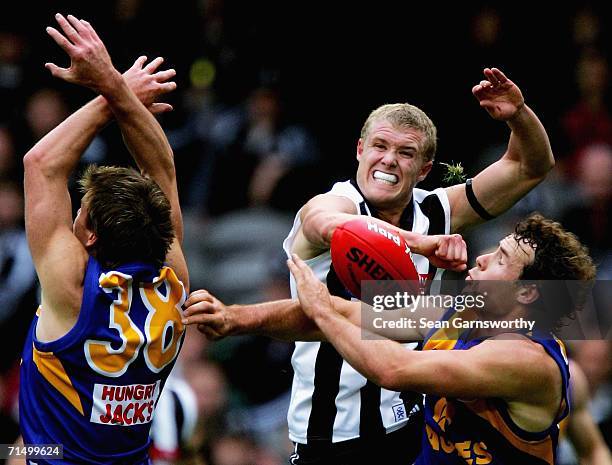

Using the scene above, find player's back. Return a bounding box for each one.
[20,256,186,465]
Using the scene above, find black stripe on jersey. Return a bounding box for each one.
[171,390,185,449]
[306,264,350,442]
[355,197,388,438]
[418,192,446,278]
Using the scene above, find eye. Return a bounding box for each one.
[399,151,414,158]
[374,143,386,150]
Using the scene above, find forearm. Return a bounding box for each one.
[505,105,554,178]
[100,73,180,237]
[303,210,412,250]
[302,210,356,249]
[231,299,324,341]
[23,96,111,176]
[101,74,174,176]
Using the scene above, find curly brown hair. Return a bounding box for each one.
[79,165,174,269]
[514,213,596,331]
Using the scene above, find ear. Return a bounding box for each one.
[356,138,364,161]
[516,284,539,305]
[417,160,434,183]
[85,232,98,249]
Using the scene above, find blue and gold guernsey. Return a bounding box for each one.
[20,256,186,465]
[416,310,570,465]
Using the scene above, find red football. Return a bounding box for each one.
[330,219,420,299]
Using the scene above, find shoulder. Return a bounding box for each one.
[329,180,364,204]
[302,190,359,216]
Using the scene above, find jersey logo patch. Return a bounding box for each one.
[90,380,160,426]
[392,403,407,422]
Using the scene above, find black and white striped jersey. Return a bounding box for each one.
[282,179,451,444]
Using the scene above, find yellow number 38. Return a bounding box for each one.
[85,267,186,377]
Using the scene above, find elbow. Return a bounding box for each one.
[302,208,333,245]
[23,149,46,172]
[538,153,556,177]
[520,155,555,184]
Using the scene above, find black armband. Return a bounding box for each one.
[465,178,495,220]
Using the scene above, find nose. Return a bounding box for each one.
[475,254,486,270]
[380,150,397,167]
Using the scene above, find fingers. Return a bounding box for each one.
[483,67,501,86]
[66,14,88,37]
[184,289,215,309]
[459,238,467,264]
[80,19,101,42]
[162,81,177,92]
[149,103,174,114]
[145,57,165,73]
[46,26,74,53]
[154,68,177,82]
[44,62,69,80]
[182,311,217,326]
[490,67,508,85]
[436,236,449,257]
[287,258,299,278]
[449,235,466,262]
[132,55,148,70]
[287,253,312,281]
[435,235,467,269]
[54,13,81,45]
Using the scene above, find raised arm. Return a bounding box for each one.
[24,50,175,330]
[46,14,188,289]
[446,68,554,233]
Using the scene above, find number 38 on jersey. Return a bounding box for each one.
[84,267,186,377]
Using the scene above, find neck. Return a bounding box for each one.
[375,208,405,227]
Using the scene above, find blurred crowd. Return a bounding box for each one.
[1,2,611,464]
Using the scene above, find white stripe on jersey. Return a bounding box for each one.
[283,180,451,444]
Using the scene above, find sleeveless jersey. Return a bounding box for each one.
[20,257,186,465]
[417,310,570,465]
[283,179,451,444]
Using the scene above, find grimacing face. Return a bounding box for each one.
[355,119,433,215]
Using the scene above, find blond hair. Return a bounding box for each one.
[360,103,437,162]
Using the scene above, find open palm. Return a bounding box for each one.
[472,68,524,121]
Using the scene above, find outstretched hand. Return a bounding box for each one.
[45,13,119,92]
[287,254,335,321]
[123,56,176,115]
[472,67,524,121]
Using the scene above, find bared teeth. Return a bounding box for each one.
[373,171,398,184]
